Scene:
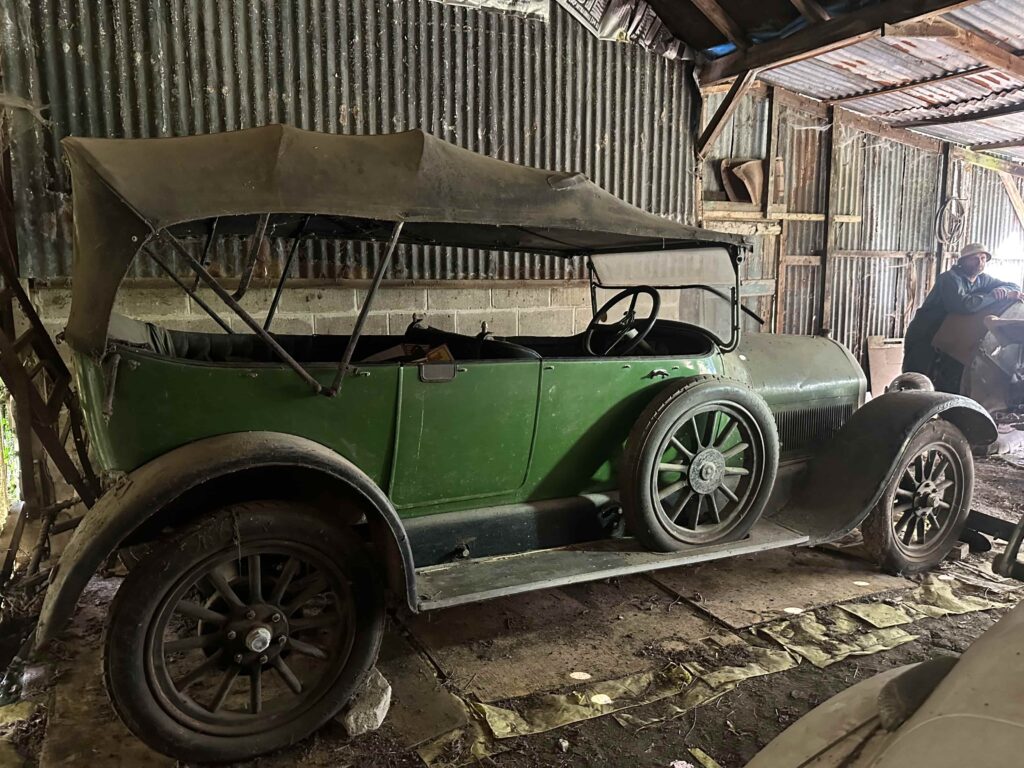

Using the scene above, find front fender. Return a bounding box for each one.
[34,431,416,652]
[776,392,995,545]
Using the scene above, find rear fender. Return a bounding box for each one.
[775,392,995,545]
[34,432,416,652]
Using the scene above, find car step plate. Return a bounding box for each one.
[415,520,808,611]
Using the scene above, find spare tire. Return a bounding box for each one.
[621,375,779,552]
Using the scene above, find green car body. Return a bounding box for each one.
[74,329,861,521]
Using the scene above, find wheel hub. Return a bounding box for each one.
[689,449,726,494]
[222,604,289,666]
[246,627,272,653]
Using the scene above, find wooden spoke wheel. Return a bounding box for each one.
[104,502,384,763]
[623,376,779,551]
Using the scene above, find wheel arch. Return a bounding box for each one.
[34,431,416,653]
[775,391,995,545]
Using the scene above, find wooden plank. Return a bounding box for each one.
[820,103,838,336]
[837,107,942,152]
[894,100,1024,129]
[774,86,829,118]
[764,87,781,211]
[998,171,1024,230]
[953,146,1024,179]
[774,220,788,333]
[704,210,862,222]
[697,69,759,158]
[830,66,989,105]
[936,23,1024,83]
[970,138,1024,152]
[789,0,831,24]
[782,254,823,265]
[881,19,962,37]
[690,0,750,49]
[698,0,977,85]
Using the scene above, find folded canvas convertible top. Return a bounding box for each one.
[64,124,746,354]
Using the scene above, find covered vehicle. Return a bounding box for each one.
[747,516,1024,768]
[3,125,996,761]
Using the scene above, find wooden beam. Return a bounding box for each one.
[789,0,831,24]
[881,20,962,37]
[690,0,750,49]
[837,107,942,152]
[953,146,1024,180]
[970,138,1024,152]
[893,100,1024,128]
[937,25,1024,82]
[819,103,839,337]
[830,66,989,104]
[699,0,977,85]
[697,69,758,158]
[998,171,1024,230]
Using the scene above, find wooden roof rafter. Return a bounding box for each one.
[698,0,978,85]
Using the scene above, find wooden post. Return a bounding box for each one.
[998,171,1024,231]
[818,104,839,337]
[696,70,758,159]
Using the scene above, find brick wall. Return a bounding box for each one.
[30,281,625,342]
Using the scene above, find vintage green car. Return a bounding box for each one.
[18,125,994,761]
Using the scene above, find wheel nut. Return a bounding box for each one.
[278,635,287,645]
[271,613,281,623]
[245,610,256,620]
[259,655,268,664]
[234,654,243,663]
[226,630,237,640]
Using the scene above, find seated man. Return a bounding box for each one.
[903,242,1022,384]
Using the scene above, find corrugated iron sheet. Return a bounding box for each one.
[761,0,1024,158]
[1,0,697,280]
[778,101,827,257]
[701,89,768,197]
[949,0,1024,51]
[959,160,1024,287]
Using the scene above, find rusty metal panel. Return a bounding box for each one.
[779,261,820,336]
[1,0,697,280]
[964,164,1024,288]
[701,89,768,199]
[777,101,827,257]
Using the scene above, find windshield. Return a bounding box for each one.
[589,247,739,347]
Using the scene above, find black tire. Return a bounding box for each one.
[621,376,779,551]
[104,501,385,763]
[862,420,973,575]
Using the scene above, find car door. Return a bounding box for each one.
[388,358,542,509]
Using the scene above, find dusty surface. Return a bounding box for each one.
[4,455,1022,768]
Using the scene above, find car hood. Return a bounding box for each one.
[748,601,1024,767]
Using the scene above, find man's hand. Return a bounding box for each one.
[992,287,1022,301]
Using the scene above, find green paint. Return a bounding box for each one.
[75,331,861,520]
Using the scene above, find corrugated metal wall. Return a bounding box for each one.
[776,104,942,363]
[1,0,697,280]
[956,160,1024,289]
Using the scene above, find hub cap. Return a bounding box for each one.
[148,546,355,736]
[652,402,761,543]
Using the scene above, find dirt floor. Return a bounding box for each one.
[3,455,1023,768]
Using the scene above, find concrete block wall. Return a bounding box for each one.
[29,281,643,342]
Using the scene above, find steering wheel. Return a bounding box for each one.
[584,286,661,356]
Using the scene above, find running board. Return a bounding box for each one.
[415,520,808,611]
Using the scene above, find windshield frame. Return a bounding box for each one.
[586,246,746,353]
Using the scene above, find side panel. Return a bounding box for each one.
[75,349,399,485]
[389,360,541,509]
[524,356,721,499]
